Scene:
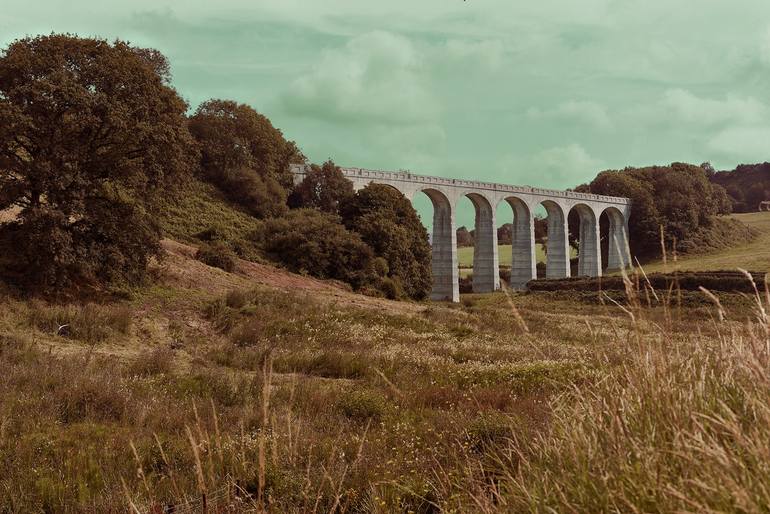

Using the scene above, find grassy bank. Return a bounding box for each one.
[1,239,768,511]
[641,211,770,273]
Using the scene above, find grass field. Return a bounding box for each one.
[2,187,770,511]
[460,212,770,275]
[458,243,576,270]
[1,234,769,511]
[641,211,770,273]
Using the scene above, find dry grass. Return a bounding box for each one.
[1,242,769,511]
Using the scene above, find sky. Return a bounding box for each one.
[2,0,770,227]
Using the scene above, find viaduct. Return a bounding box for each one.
[291,164,632,303]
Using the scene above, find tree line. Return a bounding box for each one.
[0,35,431,299]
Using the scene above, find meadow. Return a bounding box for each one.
[1,227,769,512]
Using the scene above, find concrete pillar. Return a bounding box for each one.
[606,208,631,271]
[543,200,570,279]
[574,205,601,277]
[506,197,537,290]
[468,193,499,293]
[424,189,459,302]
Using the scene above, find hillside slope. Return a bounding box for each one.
[640,211,770,273]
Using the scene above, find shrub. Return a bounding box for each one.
[465,411,515,452]
[274,351,369,379]
[340,184,432,300]
[527,270,767,293]
[261,209,382,290]
[378,276,405,300]
[195,242,237,272]
[225,289,249,309]
[337,389,388,421]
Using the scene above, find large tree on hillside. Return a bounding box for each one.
[189,99,304,218]
[0,35,194,291]
[288,159,354,213]
[582,163,730,259]
[341,184,432,300]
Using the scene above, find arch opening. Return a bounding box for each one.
[464,193,499,293]
[418,188,458,302]
[497,196,536,289]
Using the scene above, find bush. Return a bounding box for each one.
[341,184,432,300]
[126,347,174,377]
[260,209,382,290]
[196,242,237,272]
[274,351,369,379]
[337,389,388,421]
[527,270,767,293]
[465,412,515,452]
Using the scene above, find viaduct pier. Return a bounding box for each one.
[292,165,632,302]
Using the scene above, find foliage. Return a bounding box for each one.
[0,35,194,292]
[710,162,770,213]
[260,209,382,290]
[341,184,432,300]
[580,162,728,259]
[195,242,237,272]
[288,159,353,213]
[456,226,474,247]
[188,99,304,218]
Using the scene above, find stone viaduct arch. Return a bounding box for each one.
[291,165,632,302]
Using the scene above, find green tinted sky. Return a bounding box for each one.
[2,1,770,225]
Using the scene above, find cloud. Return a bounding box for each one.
[282,31,439,124]
[662,89,768,126]
[500,144,603,188]
[442,39,505,71]
[762,26,770,65]
[527,100,612,129]
[708,126,770,161]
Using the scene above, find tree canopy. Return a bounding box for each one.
[579,163,731,258]
[288,160,353,213]
[0,35,194,292]
[341,184,432,300]
[189,99,304,218]
[710,162,770,213]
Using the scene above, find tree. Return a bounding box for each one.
[456,226,474,247]
[341,184,431,300]
[584,163,733,259]
[288,160,354,213]
[189,99,304,218]
[710,184,733,215]
[711,162,770,212]
[497,223,512,245]
[0,35,194,292]
[261,209,382,290]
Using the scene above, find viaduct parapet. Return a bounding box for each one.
[291,164,632,302]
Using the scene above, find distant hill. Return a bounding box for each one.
[710,162,770,213]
